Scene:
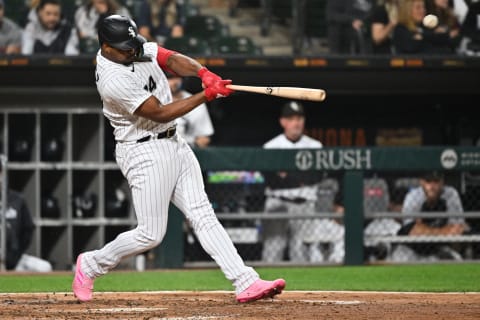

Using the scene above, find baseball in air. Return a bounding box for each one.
[423,14,438,29]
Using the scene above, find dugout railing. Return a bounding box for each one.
[155,147,480,268]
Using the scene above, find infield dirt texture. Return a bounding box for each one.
[1,291,479,319]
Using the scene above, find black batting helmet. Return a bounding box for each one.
[98,15,146,56]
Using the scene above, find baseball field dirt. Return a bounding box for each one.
[1,291,479,319]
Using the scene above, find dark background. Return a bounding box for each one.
[1,55,479,147]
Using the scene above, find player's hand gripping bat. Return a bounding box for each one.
[226,85,326,102]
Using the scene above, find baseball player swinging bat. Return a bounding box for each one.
[226,85,326,102]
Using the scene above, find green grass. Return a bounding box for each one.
[0,264,479,293]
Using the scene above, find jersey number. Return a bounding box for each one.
[144,76,157,93]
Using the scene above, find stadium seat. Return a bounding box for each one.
[3,1,29,27]
[211,36,263,56]
[363,177,390,215]
[118,0,138,17]
[62,0,80,22]
[184,15,230,41]
[163,36,212,56]
[184,3,201,17]
[271,0,292,21]
[304,0,328,39]
[79,38,100,54]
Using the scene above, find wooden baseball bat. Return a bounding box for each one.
[226,85,326,102]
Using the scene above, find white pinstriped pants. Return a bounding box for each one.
[82,134,259,293]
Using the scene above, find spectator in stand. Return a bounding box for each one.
[137,0,185,45]
[425,0,462,50]
[74,0,131,53]
[227,0,239,17]
[22,0,79,55]
[326,0,353,54]
[0,0,23,55]
[351,0,375,53]
[451,0,469,24]
[370,0,400,54]
[392,171,469,262]
[460,0,480,55]
[21,0,41,27]
[392,0,459,54]
[326,0,374,54]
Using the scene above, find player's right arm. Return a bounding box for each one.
[134,80,231,123]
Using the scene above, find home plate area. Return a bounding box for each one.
[1,291,479,319]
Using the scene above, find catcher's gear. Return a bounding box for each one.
[98,15,146,58]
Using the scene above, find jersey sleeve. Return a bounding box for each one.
[401,188,423,225]
[102,74,152,115]
[444,187,466,225]
[142,42,177,73]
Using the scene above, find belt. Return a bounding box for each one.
[136,127,176,143]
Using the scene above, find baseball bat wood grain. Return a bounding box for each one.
[226,85,326,102]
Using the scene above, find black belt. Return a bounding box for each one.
[136,127,176,143]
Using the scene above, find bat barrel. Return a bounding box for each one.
[226,85,326,102]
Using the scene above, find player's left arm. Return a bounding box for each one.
[134,81,232,123]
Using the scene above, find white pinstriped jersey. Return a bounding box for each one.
[263,134,323,149]
[402,185,466,225]
[81,34,261,295]
[95,42,175,142]
[263,134,322,200]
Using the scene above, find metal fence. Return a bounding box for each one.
[175,147,480,266]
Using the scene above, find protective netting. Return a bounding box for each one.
[183,169,480,265]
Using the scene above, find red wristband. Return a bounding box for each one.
[156,46,177,71]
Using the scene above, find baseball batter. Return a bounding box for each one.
[72,15,285,303]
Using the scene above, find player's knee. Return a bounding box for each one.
[135,228,164,249]
[186,200,219,230]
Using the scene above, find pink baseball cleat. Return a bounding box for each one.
[236,278,286,303]
[72,254,94,302]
